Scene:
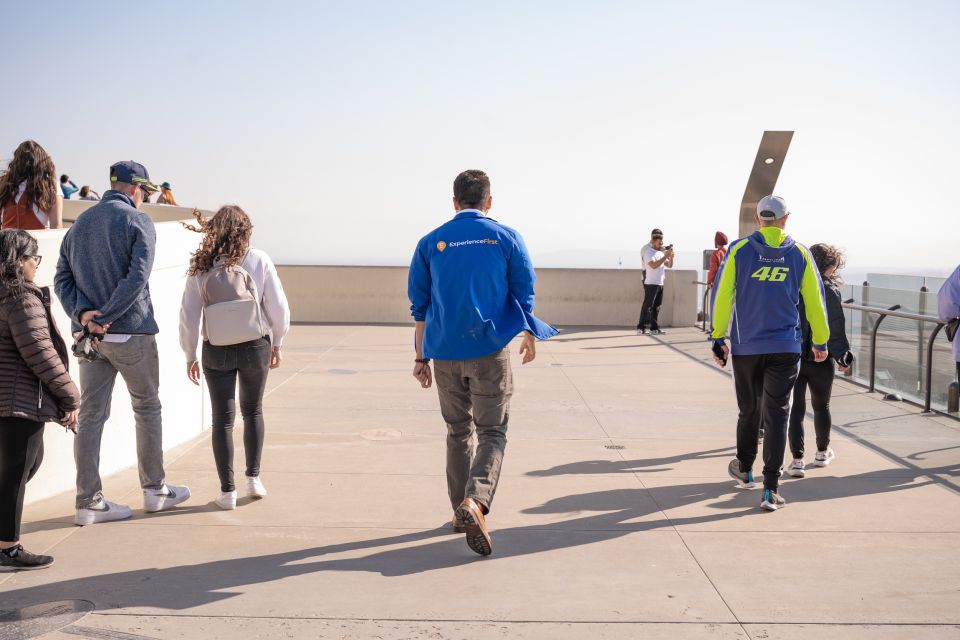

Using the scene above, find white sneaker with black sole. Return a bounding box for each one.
[246,476,267,498]
[787,459,806,478]
[813,448,836,467]
[75,498,133,526]
[143,484,191,513]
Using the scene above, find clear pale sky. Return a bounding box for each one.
[2,1,957,275]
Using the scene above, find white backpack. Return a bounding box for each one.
[201,258,265,346]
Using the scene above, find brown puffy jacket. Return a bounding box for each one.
[0,282,80,422]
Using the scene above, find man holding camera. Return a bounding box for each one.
[637,230,674,335]
[55,161,190,526]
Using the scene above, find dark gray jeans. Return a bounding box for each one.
[202,337,271,492]
[75,335,165,508]
[433,347,513,514]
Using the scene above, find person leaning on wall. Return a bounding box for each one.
[0,229,80,570]
[0,140,64,230]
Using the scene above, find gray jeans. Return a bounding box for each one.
[75,335,165,508]
[433,347,513,514]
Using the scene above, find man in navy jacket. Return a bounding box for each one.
[55,160,190,526]
[408,170,556,555]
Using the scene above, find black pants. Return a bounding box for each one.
[202,337,271,492]
[637,284,664,331]
[732,353,800,490]
[0,417,45,541]
[788,358,835,458]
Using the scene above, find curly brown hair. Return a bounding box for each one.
[0,141,57,213]
[809,243,846,285]
[184,205,253,276]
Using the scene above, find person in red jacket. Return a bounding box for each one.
[707,231,728,289]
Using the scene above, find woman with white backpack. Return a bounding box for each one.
[179,205,290,510]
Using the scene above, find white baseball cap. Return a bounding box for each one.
[757,195,789,220]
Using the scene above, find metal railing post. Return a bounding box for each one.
[868,304,901,393]
[924,323,945,412]
[702,286,710,332]
[918,286,927,395]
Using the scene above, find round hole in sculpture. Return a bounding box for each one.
[764,157,775,165]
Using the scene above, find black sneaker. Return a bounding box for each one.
[0,545,54,571]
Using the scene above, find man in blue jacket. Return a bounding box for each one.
[408,170,556,555]
[55,161,190,526]
[711,195,830,511]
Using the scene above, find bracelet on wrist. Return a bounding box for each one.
[415,358,430,364]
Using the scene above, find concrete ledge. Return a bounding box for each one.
[277,265,698,327]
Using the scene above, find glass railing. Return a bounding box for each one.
[840,284,955,414]
[694,276,957,416]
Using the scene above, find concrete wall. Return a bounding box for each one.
[62,199,209,225]
[278,265,698,327]
[27,218,208,505]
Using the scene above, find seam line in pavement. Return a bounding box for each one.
[264,330,358,399]
[546,336,749,634]
[87,613,960,627]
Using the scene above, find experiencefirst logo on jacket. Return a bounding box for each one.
[437,239,498,252]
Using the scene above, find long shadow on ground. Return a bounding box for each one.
[0,460,947,612]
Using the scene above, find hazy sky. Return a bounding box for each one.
[2,1,957,274]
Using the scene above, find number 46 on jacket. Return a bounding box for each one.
[751,266,790,282]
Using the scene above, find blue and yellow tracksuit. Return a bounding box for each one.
[710,226,831,492]
[711,227,829,354]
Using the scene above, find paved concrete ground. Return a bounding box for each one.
[2,325,959,639]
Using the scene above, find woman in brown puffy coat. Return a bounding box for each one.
[0,229,79,570]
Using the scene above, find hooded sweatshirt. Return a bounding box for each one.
[711,227,829,356]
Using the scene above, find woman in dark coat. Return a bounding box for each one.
[0,229,80,570]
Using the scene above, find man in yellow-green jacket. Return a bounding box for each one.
[710,195,830,511]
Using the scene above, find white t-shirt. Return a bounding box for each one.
[643,245,667,285]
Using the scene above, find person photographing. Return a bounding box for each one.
[637,230,674,335]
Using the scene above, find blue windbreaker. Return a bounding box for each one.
[408,210,557,360]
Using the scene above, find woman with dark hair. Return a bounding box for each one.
[0,141,64,230]
[179,206,290,510]
[786,243,854,478]
[0,229,79,570]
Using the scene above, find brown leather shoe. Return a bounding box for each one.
[454,497,492,556]
[451,515,466,533]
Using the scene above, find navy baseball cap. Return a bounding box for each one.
[109,161,159,192]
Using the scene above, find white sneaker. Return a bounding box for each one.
[813,448,836,467]
[75,498,132,526]
[787,459,806,478]
[246,476,267,498]
[215,490,237,510]
[143,484,191,513]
